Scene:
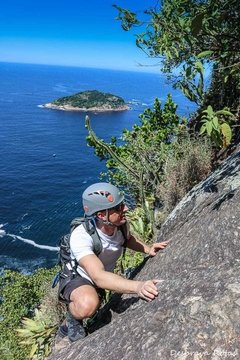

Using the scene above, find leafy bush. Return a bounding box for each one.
[16,287,64,360]
[126,199,155,243]
[200,105,234,148]
[114,1,240,150]
[114,1,240,112]
[86,94,184,204]
[115,249,144,278]
[0,267,60,360]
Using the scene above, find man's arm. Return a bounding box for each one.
[126,234,169,257]
[79,254,160,301]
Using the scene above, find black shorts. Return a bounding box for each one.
[58,272,105,304]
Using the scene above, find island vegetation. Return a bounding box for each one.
[1,1,240,359]
[44,90,129,112]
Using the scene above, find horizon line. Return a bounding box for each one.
[0,60,163,75]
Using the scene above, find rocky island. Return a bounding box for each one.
[43,90,129,112]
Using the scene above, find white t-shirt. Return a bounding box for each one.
[70,223,127,284]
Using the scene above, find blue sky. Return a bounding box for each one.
[1,0,160,72]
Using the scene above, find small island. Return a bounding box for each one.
[43,90,129,112]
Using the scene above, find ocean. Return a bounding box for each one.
[0,62,196,273]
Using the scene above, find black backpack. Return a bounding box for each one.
[58,217,103,270]
[52,217,128,288]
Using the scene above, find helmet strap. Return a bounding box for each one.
[96,209,116,227]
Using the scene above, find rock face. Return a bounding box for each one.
[49,149,240,360]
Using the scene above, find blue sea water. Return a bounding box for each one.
[0,62,196,273]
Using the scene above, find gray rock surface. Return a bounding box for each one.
[49,149,240,360]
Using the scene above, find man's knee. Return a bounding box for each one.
[70,286,100,319]
[78,297,99,317]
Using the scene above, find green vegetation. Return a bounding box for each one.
[0,267,62,360]
[52,90,127,110]
[86,100,212,228]
[200,105,234,148]
[16,290,64,360]
[114,0,240,108]
[113,0,240,145]
[86,95,182,203]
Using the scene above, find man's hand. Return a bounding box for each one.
[148,241,169,257]
[136,279,160,301]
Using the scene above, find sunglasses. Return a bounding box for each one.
[110,201,125,212]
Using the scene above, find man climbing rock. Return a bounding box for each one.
[58,182,168,342]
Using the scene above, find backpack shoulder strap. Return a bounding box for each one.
[69,216,102,256]
[82,218,103,256]
[70,217,85,233]
[119,222,129,248]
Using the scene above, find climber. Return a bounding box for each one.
[58,182,168,342]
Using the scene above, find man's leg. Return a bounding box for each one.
[69,284,100,319]
[58,276,101,342]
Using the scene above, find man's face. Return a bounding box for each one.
[104,202,129,226]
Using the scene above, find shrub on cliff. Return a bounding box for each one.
[0,267,59,360]
[86,94,182,203]
[86,96,213,241]
[157,136,212,213]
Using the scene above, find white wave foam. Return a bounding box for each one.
[21,225,32,231]
[7,233,59,252]
[0,224,58,251]
[0,224,7,237]
[21,213,29,220]
[129,99,141,105]
[0,229,6,237]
